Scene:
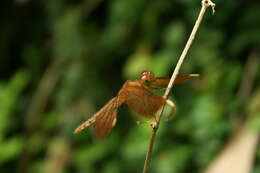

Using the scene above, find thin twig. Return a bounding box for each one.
[19,61,62,173]
[236,50,259,102]
[142,1,216,172]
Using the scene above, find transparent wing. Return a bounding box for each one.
[74,97,119,138]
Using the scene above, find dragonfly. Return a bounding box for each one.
[74,70,200,138]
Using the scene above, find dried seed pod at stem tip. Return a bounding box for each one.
[202,0,216,14]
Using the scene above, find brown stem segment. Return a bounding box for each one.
[142,0,216,172]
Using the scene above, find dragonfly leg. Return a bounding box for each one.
[135,99,176,128]
[166,99,176,120]
[136,120,158,129]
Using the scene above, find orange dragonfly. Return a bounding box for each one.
[74,70,200,138]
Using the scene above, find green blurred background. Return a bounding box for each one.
[0,0,260,173]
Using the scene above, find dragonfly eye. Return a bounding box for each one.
[140,70,155,82]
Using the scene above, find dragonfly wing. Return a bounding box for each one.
[74,97,119,138]
[150,74,201,89]
[74,114,97,134]
[125,86,165,117]
[94,97,119,138]
[174,74,201,84]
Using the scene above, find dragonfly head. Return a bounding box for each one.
[140,70,156,84]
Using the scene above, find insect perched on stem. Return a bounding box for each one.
[74,70,200,138]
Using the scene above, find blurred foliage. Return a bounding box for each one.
[0,0,259,173]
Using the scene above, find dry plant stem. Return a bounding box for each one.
[142,0,215,173]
